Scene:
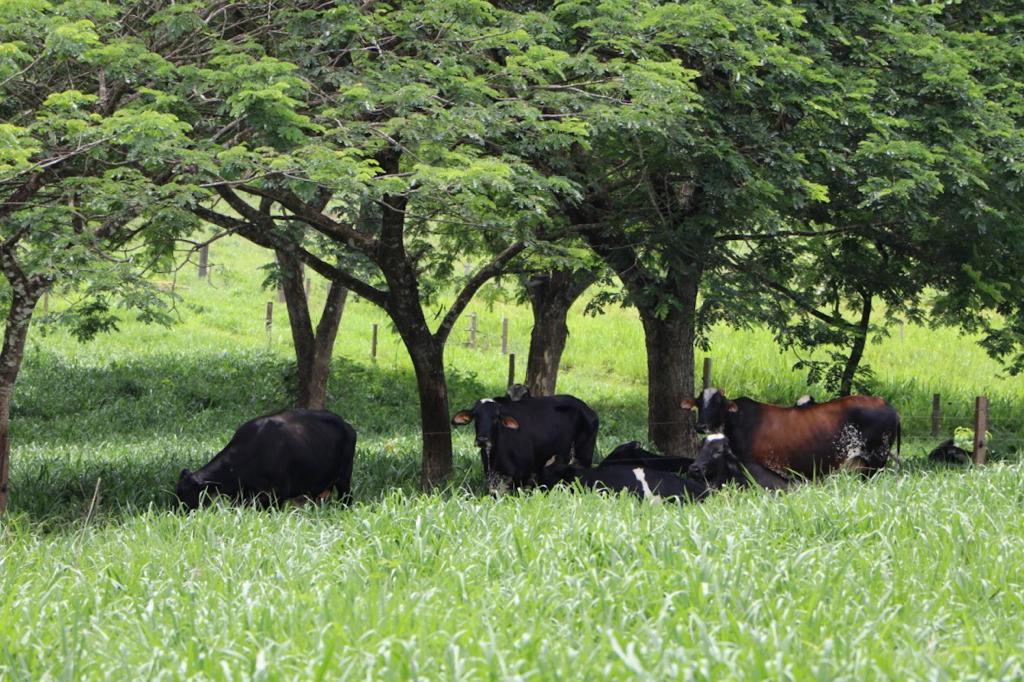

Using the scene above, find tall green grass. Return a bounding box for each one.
[2,235,1023,679]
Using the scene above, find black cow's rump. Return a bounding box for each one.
[597,440,694,473]
[927,438,971,465]
[176,409,356,510]
[452,393,598,492]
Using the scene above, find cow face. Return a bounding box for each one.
[687,434,745,487]
[175,468,203,510]
[451,399,521,449]
[452,399,522,493]
[680,387,738,433]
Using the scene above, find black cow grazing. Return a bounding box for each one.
[176,409,356,510]
[681,387,900,478]
[597,440,694,474]
[687,434,790,491]
[452,394,599,493]
[794,394,816,407]
[540,457,710,503]
[927,438,971,465]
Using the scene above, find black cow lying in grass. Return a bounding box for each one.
[927,439,971,465]
[686,433,791,491]
[596,441,694,474]
[540,456,710,502]
[176,409,356,510]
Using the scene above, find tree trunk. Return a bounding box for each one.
[839,292,873,396]
[637,285,699,456]
[0,274,45,514]
[524,269,595,396]
[277,249,348,409]
[377,184,455,489]
[407,339,453,490]
[577,213,702,457]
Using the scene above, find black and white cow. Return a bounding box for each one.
[452,394,599,493]
[686,433,790,491]
[681,387,900,478]
[597,440,694,474]
[176,409,356,510]
[540,457,710,503]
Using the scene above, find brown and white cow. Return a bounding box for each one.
[681,388,900,478]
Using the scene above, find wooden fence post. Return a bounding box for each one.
[468,313,477,348]
[371,323,379,361]
[702,357,713,389]
[265,301,273,348]
[507,353,516,388]
[973,396,988,465]
[198,245,209,279]
[501,317,509,355]
[931,394,941,438]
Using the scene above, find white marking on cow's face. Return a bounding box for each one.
[704,433,726,443]
[701,387,720,407]
[544,455,558,468]
[632,467,662,504]
[480,398,495,404]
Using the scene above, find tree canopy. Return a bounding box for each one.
[1,0,1022,497]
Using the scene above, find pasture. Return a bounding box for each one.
[2,237,1023,679]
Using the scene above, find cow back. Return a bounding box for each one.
[728,396,898,477]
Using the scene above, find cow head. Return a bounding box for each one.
[452,399,523,493]
[680,387,737,433]
[175,468,204,510]
[687,434,746,488]
[506,383,532,401]
[538,454,575,489]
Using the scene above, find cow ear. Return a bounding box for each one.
[500,415,520,429]
[179,468,191,481]
[452,410,474,426]
[680,398,697,410]
[726,400,739,413]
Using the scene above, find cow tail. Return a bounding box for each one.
[890,419,903,472]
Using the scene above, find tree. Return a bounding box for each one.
[0,0,198,511]
[718,2,1024,395]
[180,2,584,487]
[520,0,827,453]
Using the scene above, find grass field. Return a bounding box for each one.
[2,236,1023,679]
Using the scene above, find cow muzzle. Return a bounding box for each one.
[486,472,512,497]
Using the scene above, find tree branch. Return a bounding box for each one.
[235,184,378,251]
[191,204,389,307]
[716,226,857,241]
[435,241,527,344]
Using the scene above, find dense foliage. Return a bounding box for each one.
[1,0,1022,487]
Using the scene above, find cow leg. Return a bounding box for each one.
[573,427,598,468]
